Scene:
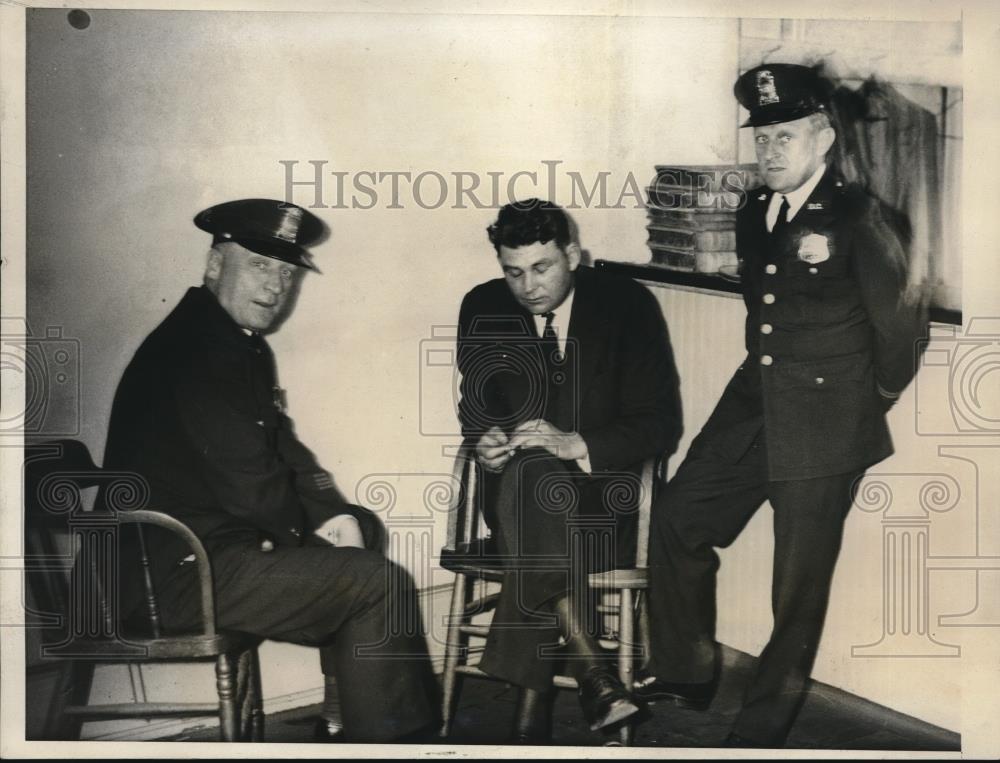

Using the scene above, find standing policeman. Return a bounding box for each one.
[638,64,928,747]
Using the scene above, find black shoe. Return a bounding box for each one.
[577,667,641,732]
[632,670,715,711]
[723,731,772,748]
[313,718,345,742]
[508,729,552,745]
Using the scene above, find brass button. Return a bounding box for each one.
[763,293,775,304]
[760,323,773,335]
[816,377,825,384]
[809,267,818,274]
[765,264,777,275]
[760,355,773,366]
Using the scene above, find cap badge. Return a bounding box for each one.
[755,70,780,106]
[275,205,304,243]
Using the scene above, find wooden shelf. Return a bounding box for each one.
[594,260,962,326]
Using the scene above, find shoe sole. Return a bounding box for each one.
[635,690,710,711]
[589,698,640,731]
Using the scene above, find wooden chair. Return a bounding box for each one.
[438,442,661,746]
[23,439,263,741]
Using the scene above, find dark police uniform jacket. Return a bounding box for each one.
[695,169,928,481]
[103,286,364,611]
[456,266,681,530]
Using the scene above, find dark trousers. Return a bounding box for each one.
[647,431,861,745]
[154,532,436,742]
[479,449,637,692]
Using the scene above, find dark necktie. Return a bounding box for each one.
[540,312,562,418]
[771,194,790,236]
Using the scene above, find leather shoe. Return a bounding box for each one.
[577,667,640,731]
[632,670,715,711]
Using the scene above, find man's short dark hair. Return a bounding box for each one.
[487,198,571,253]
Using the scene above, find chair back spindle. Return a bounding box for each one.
[135,524,163,639]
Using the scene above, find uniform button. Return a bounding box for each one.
[763,293,775,304]
[809,267,818,274]
[290,527,301,537]
[765,264,777,275]
[760,323,773,334]
[815,377,825,384]
[760,355,773,366]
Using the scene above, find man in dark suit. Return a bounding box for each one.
[102,198,436,743]
[639,65,928,747]
[456,199,680,742]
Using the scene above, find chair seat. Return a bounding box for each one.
[440,539,506,576]
[587,567,648,590]
[44,630,260,660]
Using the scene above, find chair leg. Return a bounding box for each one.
[236,648,254,741]
[43,659,93,740]
[618,588,635,747]
[249,648,264,741]
[215,652,239,742]
[439,571,469,739]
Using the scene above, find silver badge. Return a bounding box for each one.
[756,70,780,106]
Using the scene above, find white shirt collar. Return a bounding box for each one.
[767,163,827,230]
[532,286,575,354]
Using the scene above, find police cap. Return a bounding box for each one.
[194,198,326,270]
[734,63,828,128]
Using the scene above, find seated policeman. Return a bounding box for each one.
[456,199,680,742]
[103,198,436,743]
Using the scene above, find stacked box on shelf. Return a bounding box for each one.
[645,164,760,273]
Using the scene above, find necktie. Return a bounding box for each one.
[540,312,562,419]
[771,195,790,236]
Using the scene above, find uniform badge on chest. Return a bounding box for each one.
[797,233,831,264]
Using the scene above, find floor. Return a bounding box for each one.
[170,646,961,751]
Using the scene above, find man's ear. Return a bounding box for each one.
[565,242,582,271]
[205,248,224,281]
[817,125,836,157]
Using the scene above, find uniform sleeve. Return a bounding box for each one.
[578,286,682,472]
[173,373,352,543]
[850,198,930,398]
[274,412,356,529]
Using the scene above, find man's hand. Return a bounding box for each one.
[314,514,365,549]
[475,426,515,473]
[507,419,589,461]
